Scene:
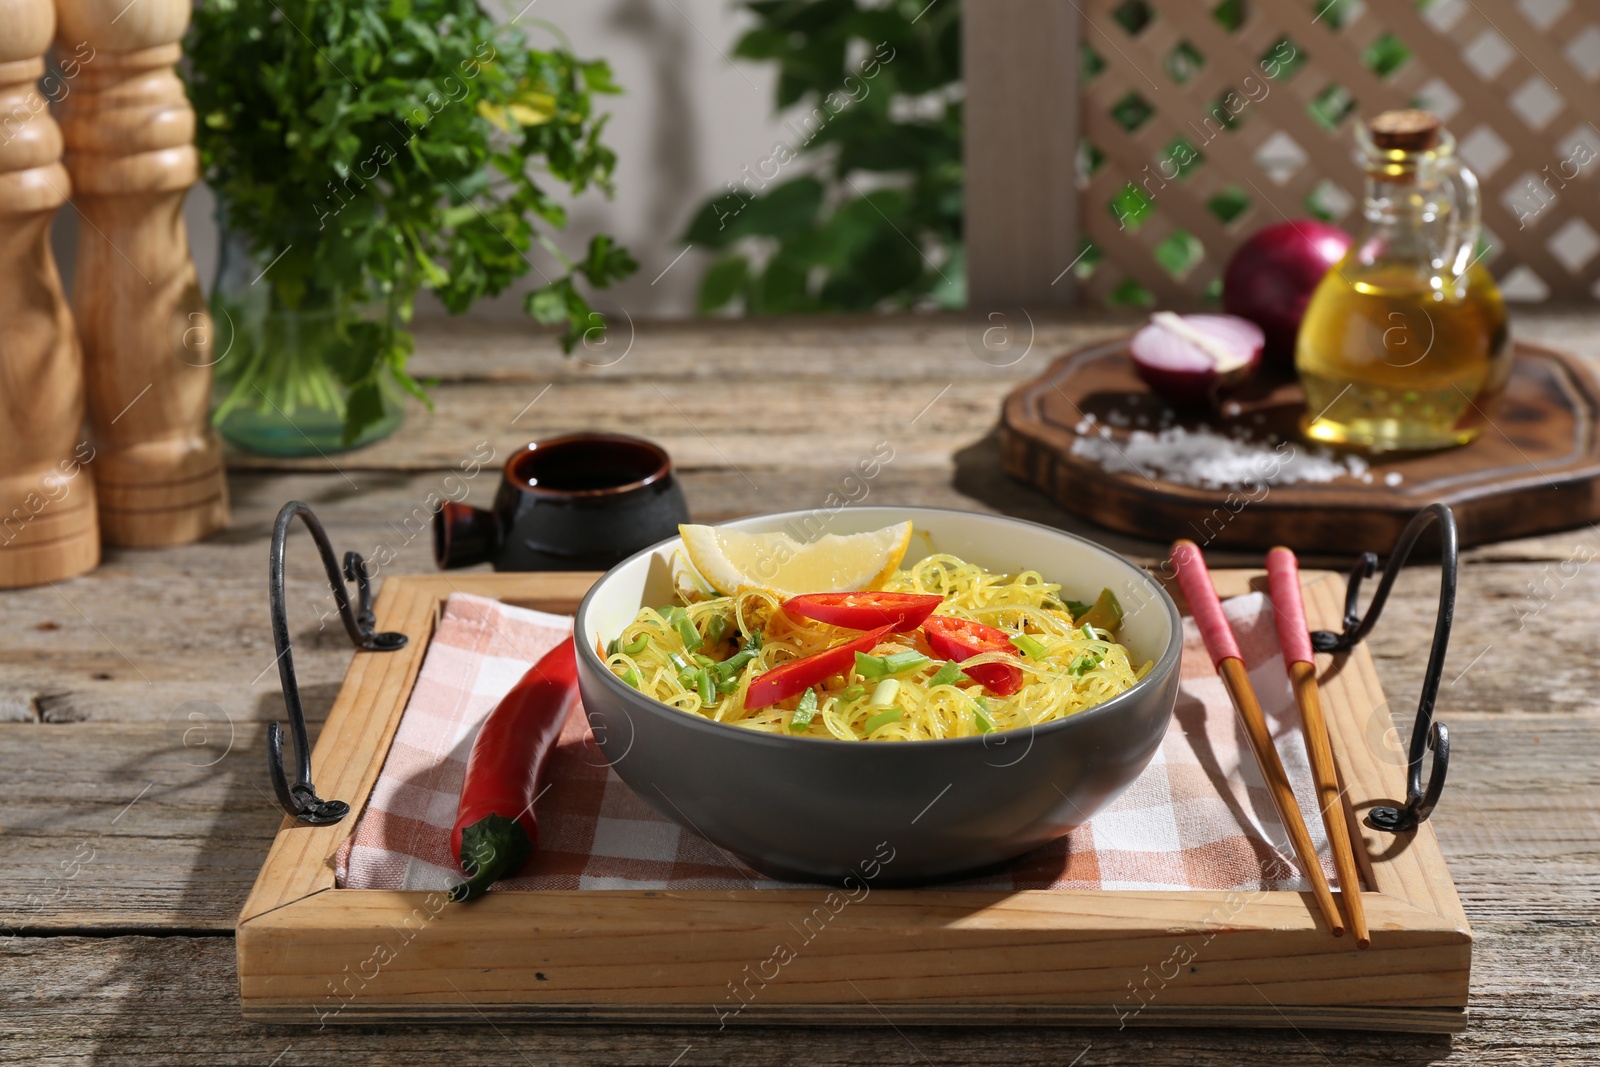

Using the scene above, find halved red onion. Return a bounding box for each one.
[1221,219,1351,368]
[1129,312,1264,407]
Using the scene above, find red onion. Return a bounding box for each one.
[1130,312,1263,407]
[1221,219,1352,367]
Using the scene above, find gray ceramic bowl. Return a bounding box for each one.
[573,507,1182,884]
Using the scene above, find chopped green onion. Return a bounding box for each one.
[1063,598,1093,620]
[881,650,932,674]
[693,653,716,668]
[606,637,622,656]
[927,660,970,688]
[743,629,764,651]
[620,668,640,689]
[697,668,715,706]
[710,642,760,682]
[678,667,699,689]
[789,688,819,733]
[673,615,703,651]
[863,706,903,734]
[705,614,730,646]
[868,679,900,707]
[1009,633,1050,660]
[1068,652,1103,677]
[716,675,741,695]
[622,634,650,656]
[657,605,687,625]
[668,652,691,672]
[855,652,889,679]
[840,685,866,700]
[857,650,931,678]
[1080,624,1100,641]
[973,696,995,734]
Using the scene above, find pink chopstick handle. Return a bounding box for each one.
[1267,546,1314,665]
[1170,540,1241,666]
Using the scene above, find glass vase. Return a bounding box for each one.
[209,226,406,457]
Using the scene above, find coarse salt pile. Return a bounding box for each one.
[1069,420,1371,490]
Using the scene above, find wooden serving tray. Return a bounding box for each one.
[1000,338,1600,550]
[237,571,1471,1032]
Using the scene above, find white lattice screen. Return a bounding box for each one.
[1075,0,1600,307]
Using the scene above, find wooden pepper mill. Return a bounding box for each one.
[0,0,100,588]
[56,0,228,546]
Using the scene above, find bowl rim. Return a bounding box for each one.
[504,431,674,499]
[573,505,1183,752]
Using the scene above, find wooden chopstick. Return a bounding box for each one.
[1267,546,1371,949]
[1169,540,1346,940]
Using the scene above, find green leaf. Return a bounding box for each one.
[577,233,638,286]
[342,381,386,445]
[730,177,825,240]
[682,193,753,249]
[733,27,791,60]
[682,0,960,315]
[185,0,636,435]
[525,283,571,326]
[579,58,622,94]
[751,251,814,314]
[698,254,749,313]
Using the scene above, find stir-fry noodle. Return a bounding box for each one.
[604,554,1150,741]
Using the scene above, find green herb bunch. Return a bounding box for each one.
[684,0,960,314]
[186,0,636,442]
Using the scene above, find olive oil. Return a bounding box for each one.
[1297,109,1511,453]
[1297,260,1510,452]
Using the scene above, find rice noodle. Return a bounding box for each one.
[604,554,1148,741]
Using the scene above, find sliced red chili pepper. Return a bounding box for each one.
[782,591,944,633]
[744,624,894,710]
[921,615,1024,696]
[450,637,579,901]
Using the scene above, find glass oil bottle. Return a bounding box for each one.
[1297,109,1510,453]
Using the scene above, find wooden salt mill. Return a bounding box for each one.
[56,0,229,546]
[0,0,100,588]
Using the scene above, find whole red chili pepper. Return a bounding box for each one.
[449,636,578,901]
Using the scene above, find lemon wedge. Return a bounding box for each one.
[679,521,914,596]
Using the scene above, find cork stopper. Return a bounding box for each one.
[1366,109,1441,152]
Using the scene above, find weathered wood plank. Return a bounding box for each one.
[2,311,1598,1060]
[402,312,1129,382]
[396,310,1600,387]
[223,378,1017,474]
[0,711,1592,930]
[3,927,1596,1064]
[218,310,1600,473]
[0,723,295,932]
[1,503,1592,727]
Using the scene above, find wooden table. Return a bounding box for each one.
[3,311,1597,1064]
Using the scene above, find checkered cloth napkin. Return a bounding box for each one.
[337,592,1339,893]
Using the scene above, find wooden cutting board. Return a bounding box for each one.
[999,339,1600,550]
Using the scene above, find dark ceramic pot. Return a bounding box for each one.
[434,433,690,572]
[572,506,1183,885]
